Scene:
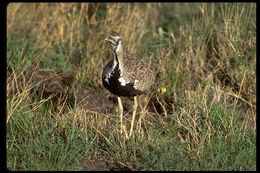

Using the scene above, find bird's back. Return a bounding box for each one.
[121,55,155,92]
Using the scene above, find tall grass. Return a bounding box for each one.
[7,3,256,170]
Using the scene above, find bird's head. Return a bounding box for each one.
[105,31,122,52]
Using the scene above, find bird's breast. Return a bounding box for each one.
[102,61,143,97]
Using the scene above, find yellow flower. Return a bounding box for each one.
[158,87,167,94]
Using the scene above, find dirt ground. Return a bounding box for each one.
[80,155,140,171]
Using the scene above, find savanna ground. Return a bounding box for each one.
[7,3,256,171]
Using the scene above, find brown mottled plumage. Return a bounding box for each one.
[121,54,155,91]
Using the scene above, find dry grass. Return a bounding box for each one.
[7,3,256,171]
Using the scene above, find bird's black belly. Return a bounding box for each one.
[102,62,143,97]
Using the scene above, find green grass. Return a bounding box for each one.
[7,3,256,171]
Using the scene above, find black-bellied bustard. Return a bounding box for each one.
[102,31,155,139]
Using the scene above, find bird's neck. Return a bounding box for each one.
[113,43,124,72]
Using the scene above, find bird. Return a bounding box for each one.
[102,31,155,138]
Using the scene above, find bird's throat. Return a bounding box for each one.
[114,44,124,73]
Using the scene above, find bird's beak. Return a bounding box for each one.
[105,38,111,42]
[106,35,115,41]
[105,37,115,44]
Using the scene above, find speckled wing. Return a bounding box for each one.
[122,55,155,91]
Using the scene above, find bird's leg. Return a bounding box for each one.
[129,96,138,138]
[117,97,123,134]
